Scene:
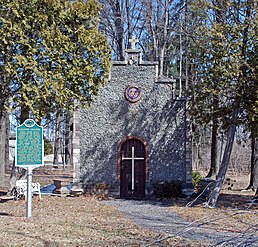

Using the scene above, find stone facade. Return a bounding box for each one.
[77,48,193,197]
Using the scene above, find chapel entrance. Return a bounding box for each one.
[120,138,146,198]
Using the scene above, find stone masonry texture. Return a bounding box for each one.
[79,50,191,196]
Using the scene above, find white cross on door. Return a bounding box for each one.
[122,146,144,191]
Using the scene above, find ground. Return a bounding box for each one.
[0,167,257,246]
[0,195,207,246]
[0,196,160,246]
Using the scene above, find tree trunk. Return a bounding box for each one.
[5,112,10,170]
[206,111,237,208]
[158,0,168,76]
[251,138,258,195]
[17,105,30,179]
[146,1,158,61]
[0,114,7,186]
[206,118,219,179]
[18,168,27,180]
[20,105,30,124]
[246,128,258,190]
[54,111,61,165]
[7,158,17,195]
[65,111,73,167]
[192,130,202,171]
[179,27,183,97]
[184,0,189,92]
[114,0,124,60]
[126,0,132,45]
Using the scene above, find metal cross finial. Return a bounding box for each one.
[129,36,139,49]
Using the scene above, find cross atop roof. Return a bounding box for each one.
[129,36,139,49]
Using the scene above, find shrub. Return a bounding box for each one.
[84,183,110,195]
[192,170,202,189]
[153,180,182,198]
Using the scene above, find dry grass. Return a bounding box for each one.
[0,196,156,246]
[166,174,258,238]
[169,190,258,235]
[0,195,204,247]
[2,170,257,246]
[1,193,256,247]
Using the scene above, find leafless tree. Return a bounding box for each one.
[100,0,145,60]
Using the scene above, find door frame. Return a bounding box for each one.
[117,136,149,197]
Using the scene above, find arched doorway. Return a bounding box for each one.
[119,138,146,198]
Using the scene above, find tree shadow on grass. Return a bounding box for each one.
[215,192,257,209]
[13,232,56,247]
[122,191,257,210]
[0,212,10,216]
[172,191,257,210]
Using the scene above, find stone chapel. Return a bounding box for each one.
[72,39,193,198]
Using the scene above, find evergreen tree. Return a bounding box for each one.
[0,0,111,184]
[189,0,258,207]
[0,0,111,118]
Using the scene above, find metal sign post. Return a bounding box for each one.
[15,119,44,218]
[26,166,33,217]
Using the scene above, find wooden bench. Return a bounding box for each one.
[16,180,41,200]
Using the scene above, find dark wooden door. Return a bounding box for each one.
[120,139,146,198]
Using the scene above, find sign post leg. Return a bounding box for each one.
[26,167,33,218]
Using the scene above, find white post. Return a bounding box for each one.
[26,166,33,218]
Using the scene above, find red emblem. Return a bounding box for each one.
[125,86,142,103]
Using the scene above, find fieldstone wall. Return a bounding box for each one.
[79,49,192,196]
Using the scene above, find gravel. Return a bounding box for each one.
[103,199,258,246]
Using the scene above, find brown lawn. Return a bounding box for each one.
[169,190,258,235]
[1,170,257,246]
[0,195,204,247]
[0,196,155,246]
[1,191,257,247]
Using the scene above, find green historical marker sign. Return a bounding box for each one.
[16,119,44,167]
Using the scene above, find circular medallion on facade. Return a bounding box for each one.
[125,86,142,103]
